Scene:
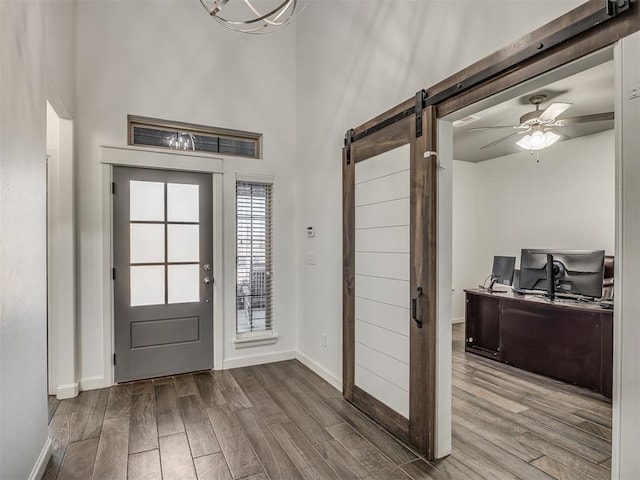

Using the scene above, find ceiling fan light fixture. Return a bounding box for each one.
[516,130,561,151]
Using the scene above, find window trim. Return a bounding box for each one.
[127,115,262,159]
[234,174,275,345]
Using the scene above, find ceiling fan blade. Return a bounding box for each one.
[480,130,528,149]
[553,112,614,126]
[538,102,572,122]
[467,125,522,131]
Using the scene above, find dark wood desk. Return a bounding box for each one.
[464,289,613,398]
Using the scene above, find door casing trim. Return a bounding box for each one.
[98,146,224,388]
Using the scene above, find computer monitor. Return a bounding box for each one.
[491,256,516,287]
[519,249,605,299]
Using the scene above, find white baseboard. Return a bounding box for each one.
[79,375,109,391]
[295,351,342,392]
[223,350,296,369]
[28,437,52,480]
[56,382,79,399]
[452,317,465,324]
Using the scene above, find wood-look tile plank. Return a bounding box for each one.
[241,474,270,480]
[600,457,611,470]
[452,422,555,480]
[281,361,342,400]
[269,386,332,445]
[282,377,343,428]
[235,408,305,480]
[234,374,288,424]
[128,449,162,479]
[155,383,185,437]
[531,455,589,480]
[465,353,612,417]
[516,432,611,480]
[178,394,220,458]
[92,416,130,480]
[205,404,264,479]
[104,383,133,419]
[519,409,611,453]
[429,456,485,480]
[452,413,542,462]
[452,396,527,436]
[69,390,99,442]
[42,413,79,480]
[78,388,110,440]
[577,420,612,441]
[269,421,340,480]
[314,439,373,480]
[227,366,253,379]
[324,397,417,465]
[129,391,158,454]
[325,423,411,480]
[453,386,609,464]
[451,442,521,480]
[466,370,601,427]
[174,374,199,397]
[248,364,281,390]
[399,459,448,480]
[159,433,197,480]
[454,374,528,413]
[193,452,234,480]
[574,409,612,429]
[219,371,253,411]
[194,371,226,407]
[132,380,154,396]
[56,438,99,480]
[55,394,83,416]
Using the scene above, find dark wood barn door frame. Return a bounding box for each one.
[343,0,639,461]
[343,107,438,458]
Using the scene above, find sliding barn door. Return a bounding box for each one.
[343,107,437,458]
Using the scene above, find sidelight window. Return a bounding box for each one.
[236,181,273,335]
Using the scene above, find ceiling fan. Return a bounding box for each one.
[470,94,614,151]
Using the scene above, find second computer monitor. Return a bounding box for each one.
[492,256,516,286]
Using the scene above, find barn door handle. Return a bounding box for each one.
[412,287,424,328]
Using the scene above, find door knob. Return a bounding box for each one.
[203,277,212,285]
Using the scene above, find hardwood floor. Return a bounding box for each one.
[44,324,612,479]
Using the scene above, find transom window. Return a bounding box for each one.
[128,115,261,159]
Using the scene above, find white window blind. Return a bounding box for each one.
[236,181,273,334]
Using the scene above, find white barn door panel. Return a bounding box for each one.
[354,144,410,419]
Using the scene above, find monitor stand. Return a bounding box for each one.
[487,278,508,293]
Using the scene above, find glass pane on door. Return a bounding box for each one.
[130,223,165,264]
[168,264,200,304]
[131,265,165,306]
[167,183,199,222]
[130,181,165,221]
[167,225,200,263]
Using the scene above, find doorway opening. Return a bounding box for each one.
[443,47,615,476]
[46,100,77,412]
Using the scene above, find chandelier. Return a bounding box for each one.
[199,0,307,34]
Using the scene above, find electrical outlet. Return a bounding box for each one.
[628,85,640,100]
[307,253,317,265]
[322,333,327,348]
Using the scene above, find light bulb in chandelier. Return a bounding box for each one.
[199,0,308,34]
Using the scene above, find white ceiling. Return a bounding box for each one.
[452,59,614,163]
